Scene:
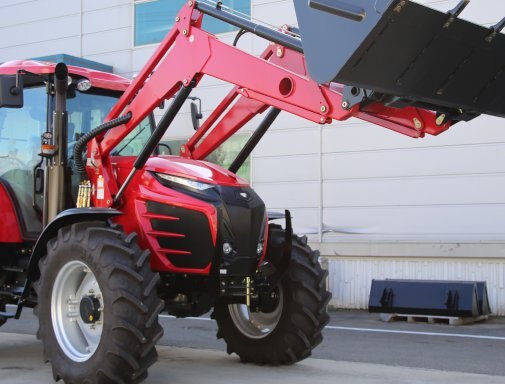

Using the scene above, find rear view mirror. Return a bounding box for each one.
[190,102,202,131]
[34,168,44,194]
[0,75,23,108]
[157,143,172,155]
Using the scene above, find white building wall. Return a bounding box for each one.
[1,0,505,314]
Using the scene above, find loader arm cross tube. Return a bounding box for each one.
[88,1,451,206]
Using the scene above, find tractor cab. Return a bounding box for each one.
[0,60,154,242]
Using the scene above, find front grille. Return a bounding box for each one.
[217,187,266,275]
[146,201,214,269]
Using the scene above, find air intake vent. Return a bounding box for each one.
[146,201,214,269]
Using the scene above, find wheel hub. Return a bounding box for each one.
[79,295,101,324]
[228,285,283,339]
[256,288,280,313]
[51,260,104,362]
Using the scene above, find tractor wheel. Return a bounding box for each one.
[212,227,331,365]
[34,222,164,384]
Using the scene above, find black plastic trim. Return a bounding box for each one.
[25,208,123,282]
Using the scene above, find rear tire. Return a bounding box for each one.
[34,222,164,384]
[212,228,331,365]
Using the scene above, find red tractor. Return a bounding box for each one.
[0,0,503,383]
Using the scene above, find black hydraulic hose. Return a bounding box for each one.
[233,28,248,46]
[73,112,132,180]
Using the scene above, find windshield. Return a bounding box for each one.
[67,88,154,202]
[0,83,154,235]
[67,89,153,156]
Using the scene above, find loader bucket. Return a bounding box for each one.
[294,0,505,118]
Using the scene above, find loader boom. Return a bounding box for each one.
[87,0,458,206]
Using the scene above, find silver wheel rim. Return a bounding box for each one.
[228,287,283,339]
[51,260,104,362]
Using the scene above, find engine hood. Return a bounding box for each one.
[144,156,249,187]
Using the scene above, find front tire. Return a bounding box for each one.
[212,227,331,365]
[34,222,164,384]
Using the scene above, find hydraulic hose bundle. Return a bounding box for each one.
[73,112,132,181]
[73,112,131,208]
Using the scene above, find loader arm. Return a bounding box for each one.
[84,0,500,207]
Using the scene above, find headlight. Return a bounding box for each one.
[76,79,92,92]
[155,173,214,191]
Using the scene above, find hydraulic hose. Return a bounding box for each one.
[73,112,132,180]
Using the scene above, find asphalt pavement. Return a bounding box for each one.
[1,308,505,383]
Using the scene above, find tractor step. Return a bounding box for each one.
[294,0,505,119]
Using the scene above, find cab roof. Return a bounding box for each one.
[0,60,130,92]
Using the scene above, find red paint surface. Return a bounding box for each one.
[0,60,130,92]
[0,183,23,243]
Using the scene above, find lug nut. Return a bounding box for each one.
[223,242,233,255]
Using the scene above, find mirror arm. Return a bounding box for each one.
[15,70,50,94]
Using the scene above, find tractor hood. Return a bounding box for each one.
[144,156,250,187]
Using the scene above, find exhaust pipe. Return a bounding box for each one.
[45,63,69,225]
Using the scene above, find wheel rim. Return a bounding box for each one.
[51,260,104,362]
[228,286,283,339]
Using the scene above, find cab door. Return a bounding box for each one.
[0,86,47,238]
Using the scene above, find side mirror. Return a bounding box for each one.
[0,75,23,108]
[34,168,45,194]
[157,143,172,155]
[190,102,202,131]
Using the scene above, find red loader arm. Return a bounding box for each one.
[86,1,494,207]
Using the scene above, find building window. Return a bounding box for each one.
[134,0,251,46]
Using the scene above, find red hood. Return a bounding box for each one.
[0,60,130,92]
[144,156,249,187]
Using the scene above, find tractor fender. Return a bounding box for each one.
[26,208,123,283]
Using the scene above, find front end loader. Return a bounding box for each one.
[0,0,503,383]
